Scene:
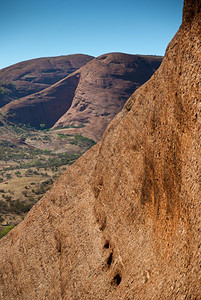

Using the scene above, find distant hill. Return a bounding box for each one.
[0,54,94,107]
[1,53,162,141]
[53,53,162,141]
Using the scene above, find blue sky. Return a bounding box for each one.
[0,0,183,69]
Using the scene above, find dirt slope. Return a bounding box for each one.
[0,54,94,107]
[0,0,200,299]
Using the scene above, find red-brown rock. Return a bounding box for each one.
[0,54,94,107]
[0,0,200,299]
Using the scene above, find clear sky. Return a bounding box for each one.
[0,0,183,70]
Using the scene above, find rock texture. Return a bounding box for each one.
[0,0,200,299]
[0,54,94,107]
[1,53,162,137]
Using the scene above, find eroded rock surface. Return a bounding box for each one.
[0,0,200,299]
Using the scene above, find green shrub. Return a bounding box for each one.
[15,171,21,177]
[0,225,14,239]
[0,200,8,210]
[22,190,28,197]
[70,134,96,147]
[4,195,12,201]
[0,87,6,95]
[9,200,32,213]
[25,169,33,176]
[40,124,46,130]
[5,173,12,179]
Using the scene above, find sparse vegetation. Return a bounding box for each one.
[70,134,95,147]
[9,200,32,214]
[0,225,14,239]
[39,123,46,130]
[57,133,95,147]
[0,199,31,214]
[53,124,86,130]
[0,121,96,226]
[0,87,6,94]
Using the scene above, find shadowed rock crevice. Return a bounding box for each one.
[99,216,107,231]
[112,273,122,286]
[107,251,113,267]
[104,241,110,249]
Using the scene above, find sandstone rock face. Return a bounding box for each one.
[0,1,200,299]
[0,54,94,107]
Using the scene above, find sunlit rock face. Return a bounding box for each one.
[0,0,200,299]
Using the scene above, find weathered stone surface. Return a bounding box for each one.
[0,0,200,299]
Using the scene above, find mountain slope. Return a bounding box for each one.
[53,53,162,141]
[0,0,200,299]
[1,72,80,128]
[0,54,94,107]
[1,54,162,140]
